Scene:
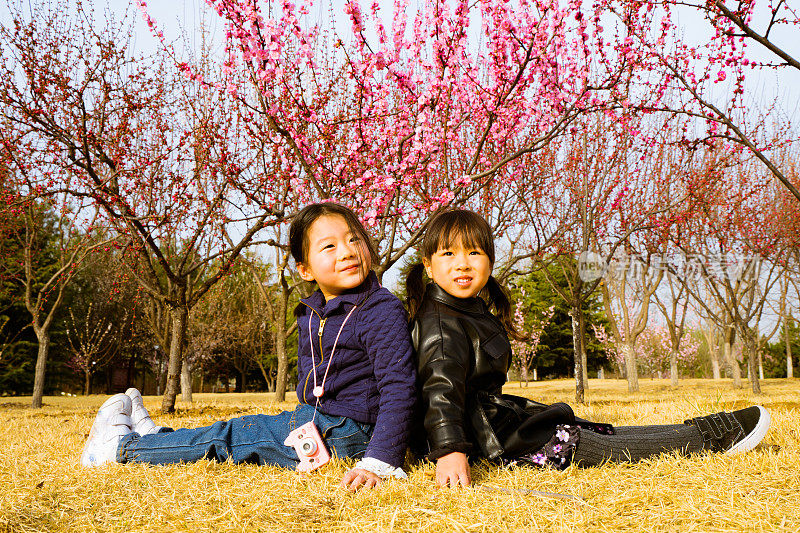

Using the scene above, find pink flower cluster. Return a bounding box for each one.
[132,0,647,228]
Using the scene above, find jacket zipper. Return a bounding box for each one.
[300,302,327,404]
[317,318,327,383]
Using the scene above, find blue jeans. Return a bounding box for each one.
[117,403,374,468]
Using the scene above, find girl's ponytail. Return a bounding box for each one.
[405,263,426,322]
[484,276,524,341]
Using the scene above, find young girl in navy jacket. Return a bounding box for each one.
[407,209,770,487]
[82,203,416,491]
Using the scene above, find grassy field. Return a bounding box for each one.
[1,378,798,532]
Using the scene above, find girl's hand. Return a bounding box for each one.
[435,452,471,487]
[340,467,382,491]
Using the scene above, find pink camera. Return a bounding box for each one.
[284,421,331,472]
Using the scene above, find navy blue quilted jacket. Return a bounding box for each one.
[295,271,416,467]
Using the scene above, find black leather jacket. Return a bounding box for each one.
[411,283,578,460]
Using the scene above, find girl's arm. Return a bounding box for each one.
[413,312,472,459]
[360,292,417,468]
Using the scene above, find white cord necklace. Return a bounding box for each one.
[308,304,359,402]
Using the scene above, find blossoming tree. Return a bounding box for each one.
[0,2,286,410]
[605,0,800,202]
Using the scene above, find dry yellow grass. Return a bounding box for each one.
[1,378,799,532]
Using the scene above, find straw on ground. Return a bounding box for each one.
[1,379,798,533]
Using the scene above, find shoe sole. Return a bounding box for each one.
[125,388,142,400]
[726,405,770,455]
[81,394,132,467]
[125,388,160,435]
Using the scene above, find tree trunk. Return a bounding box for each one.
[569,306,585,404]
[724,328,742,388]
[84,370,91,396]
[153,306,172,396]
[578,310,589,389]
[521,365,529,387]
[30,329,51,408]
[569,302,589,393]
[158,357,168,396]
[711,348,721,380]
[180,357,193,403]
[256,358,272,391]
[785,319,794,379]
[274,324,289,400]
[742,332,761,394]
[748,352,760,393]
[669,349,679,387]
[622,342,639,392]
[616,357,626,379]
[236,368,247,392]
[274,287,290,402]
[161,304,188,413]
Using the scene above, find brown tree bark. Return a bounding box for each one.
[741,330,761,394]
[30,329,50,408]
[669,350,679,387]
[621,342,639,393]
[181,358,193,403]
[161,303,188,413]
[723,326,743,389]
[569,305,585,404]
[273,275,291,401]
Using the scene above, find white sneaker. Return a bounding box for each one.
[81,393,133,467]
[125,388,162,435]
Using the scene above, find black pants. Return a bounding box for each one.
[572,424,704,466]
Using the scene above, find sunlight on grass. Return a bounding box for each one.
[1,379,798,532]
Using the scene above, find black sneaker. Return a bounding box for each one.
[684,405,770,455]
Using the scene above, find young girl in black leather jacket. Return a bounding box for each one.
[406,209,770,488]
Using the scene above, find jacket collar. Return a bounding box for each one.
[426,282,485,315]
[300,270,380,316]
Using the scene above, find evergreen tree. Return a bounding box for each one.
[0,194,76,395]
[766,320,800,378]
[508,262,609,379]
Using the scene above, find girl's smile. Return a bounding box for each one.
[424,241,491,299]
[297,214,371,301]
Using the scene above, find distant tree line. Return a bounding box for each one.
[2,0,799,406]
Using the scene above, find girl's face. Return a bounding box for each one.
[297,214,371,301]
[423,237,491,299]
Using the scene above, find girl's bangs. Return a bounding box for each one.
[425,211,495,262]
[440,223,485,252]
